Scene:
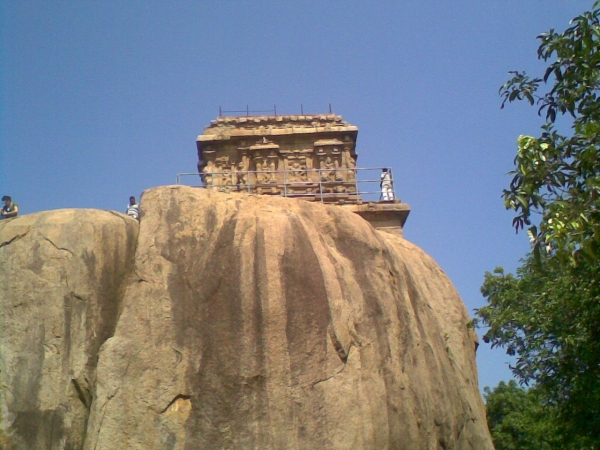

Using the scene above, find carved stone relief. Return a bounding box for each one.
[197,118,359,202]
[235,153,249,190]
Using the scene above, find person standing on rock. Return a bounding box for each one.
[380,169,394,201]
[1,195,19,219]
[126,196,139,220]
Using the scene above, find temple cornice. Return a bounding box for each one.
[197,114,358,143]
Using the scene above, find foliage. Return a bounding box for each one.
[479,255,600,447]
[477,3,600,448]
[498,6,600,265]
[484,380,559,450]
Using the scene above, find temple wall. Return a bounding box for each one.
[196,115,360,202]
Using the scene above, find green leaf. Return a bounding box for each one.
[516,195,529,209]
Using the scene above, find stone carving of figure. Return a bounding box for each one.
[220,165,230,187]
[322,156,341,182]
[256,159,275,183]
[319,159,328,181]
[202,160,215,186]
[255,159,265,183]
[236,161,247,188]
[289,160,307,183]
[254,152,271,184]
[347,155,356,181]
[266,159,276,183]
[333,158,343,181]
[213,158,231,191]
[230,163,238,187]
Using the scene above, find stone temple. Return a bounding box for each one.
[195,114,410,235]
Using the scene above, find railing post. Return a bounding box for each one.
[318,169,324,202]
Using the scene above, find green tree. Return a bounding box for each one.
[480,255,599,447]
[477,3,600,448]
[498,7,600,263]
[484,380,558,450]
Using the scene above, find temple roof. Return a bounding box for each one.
[197,114,358,142]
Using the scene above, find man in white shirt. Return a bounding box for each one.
[380,169,394,201]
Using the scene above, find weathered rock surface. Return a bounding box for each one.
[0,210,138,449]
[0,186,493,449]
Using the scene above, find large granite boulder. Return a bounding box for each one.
[0,187,493,449]
[0,210,138,449]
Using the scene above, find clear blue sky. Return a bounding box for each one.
[1,1,590,392]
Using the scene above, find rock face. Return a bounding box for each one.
[0,210,138,449]
[0,186,493,449]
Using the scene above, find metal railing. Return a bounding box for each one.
[176,167,396,203]
[218,104,334,117]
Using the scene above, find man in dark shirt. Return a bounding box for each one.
[126,196,139,220]
[1,195,18,219]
